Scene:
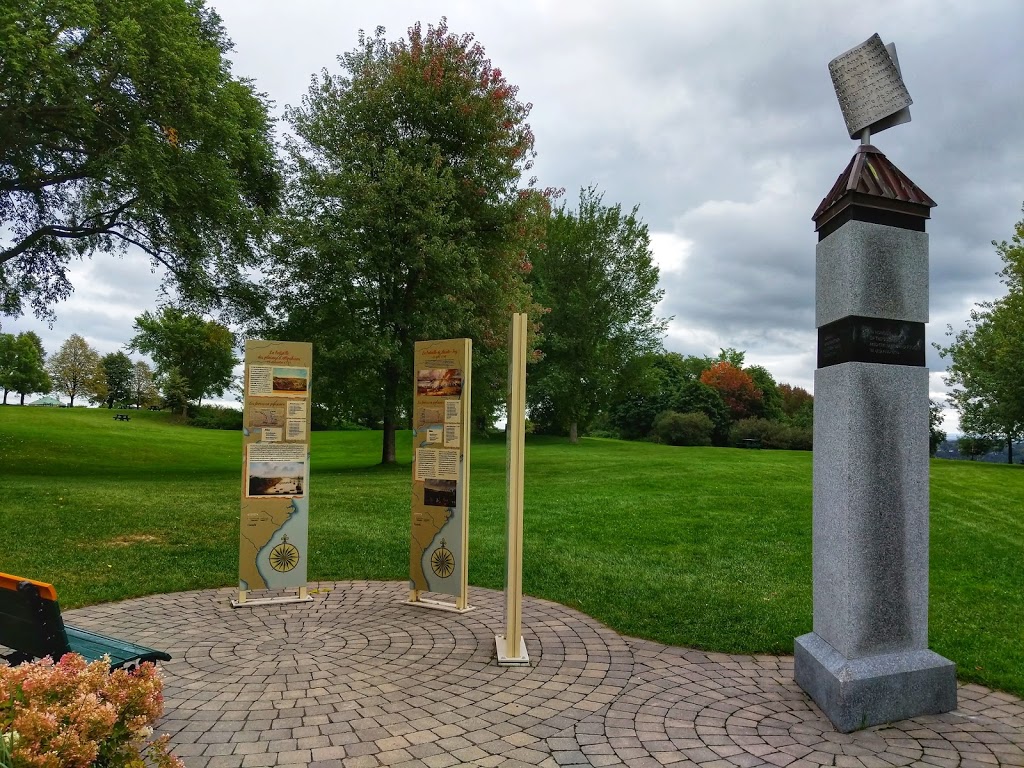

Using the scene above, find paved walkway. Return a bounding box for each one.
[65,581,1024,767]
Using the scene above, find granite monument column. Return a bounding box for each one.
[793,34,957,732]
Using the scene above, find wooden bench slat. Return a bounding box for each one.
[0,572,57,601]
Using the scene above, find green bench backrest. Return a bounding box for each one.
[1,572,171,670]
[0,580,72,660]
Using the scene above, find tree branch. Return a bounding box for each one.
[0,197,138,265]
[0,168,93,194]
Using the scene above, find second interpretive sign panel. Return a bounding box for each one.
[238,339,312,595]
[410,338,472,606]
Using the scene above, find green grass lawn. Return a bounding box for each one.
[1,405,1022,698]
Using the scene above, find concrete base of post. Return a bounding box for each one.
[494,635,529,666]
[795,632,956,732]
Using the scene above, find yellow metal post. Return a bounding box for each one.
[458,341,472,610]
[496,313,529,665]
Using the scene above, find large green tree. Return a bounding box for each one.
[0,332,51,404]
[129,359,159,409]
[129,306,236,414]
[19,331,46,363]
[937,207,1024,464]
[745,365,784,421]
[0,332,15,403]
[0,0,281,320]
[272,20,545,463]
[929,399,946,457]
[47,333,100,406]
[609,352,729,442]
[95,350,134,408]
[528,186,666,442]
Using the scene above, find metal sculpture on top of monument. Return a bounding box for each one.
[793,34,958,732]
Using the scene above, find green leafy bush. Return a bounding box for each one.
[652,411,714,446]
[730,418,812,450]
[187,405,243,430]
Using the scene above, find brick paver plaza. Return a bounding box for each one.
[65,581,1024,767]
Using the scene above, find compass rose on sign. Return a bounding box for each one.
[430,539,455,579]
[269,535,300,572]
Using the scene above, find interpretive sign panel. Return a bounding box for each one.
[410,338,472,609]
[237,339,312,602]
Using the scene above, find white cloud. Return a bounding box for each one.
[649,232,692,276]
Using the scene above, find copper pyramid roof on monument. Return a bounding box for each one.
[812,144,936,226]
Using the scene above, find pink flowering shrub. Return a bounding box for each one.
[0,654,182,768]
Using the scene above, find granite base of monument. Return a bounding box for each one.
[804,362,957,730]
[812,363,930,656]
[795,632,957,732]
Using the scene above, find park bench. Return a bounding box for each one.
[113,413,130,421]
[0,573,171,671]
[737,438,762,449]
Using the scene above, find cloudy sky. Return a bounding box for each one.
[6,0,1024,431]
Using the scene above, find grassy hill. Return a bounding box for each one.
[1,405,1021,698]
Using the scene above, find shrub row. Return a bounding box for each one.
[188,405,243,430]
[652,411,714,446]
[729,417,812,451]
[652,411,812,451]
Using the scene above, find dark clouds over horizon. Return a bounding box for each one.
[6,0,1023,431]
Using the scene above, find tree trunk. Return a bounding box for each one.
[381,362,400,465]
[19,392,25,405]
[2,389,7,404]
[69,394,75,407]
[569,421,578,444]
[1008,434,1014,465]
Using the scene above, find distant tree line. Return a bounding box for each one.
[540,347,815,450]
[0,307,237,415]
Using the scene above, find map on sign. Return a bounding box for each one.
[239,498,309,590]
[411,493,460,592]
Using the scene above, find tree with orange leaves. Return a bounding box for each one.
[699,361,762,421]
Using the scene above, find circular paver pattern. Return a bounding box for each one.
[61,582,1024,768]
[555,641,1024,767]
